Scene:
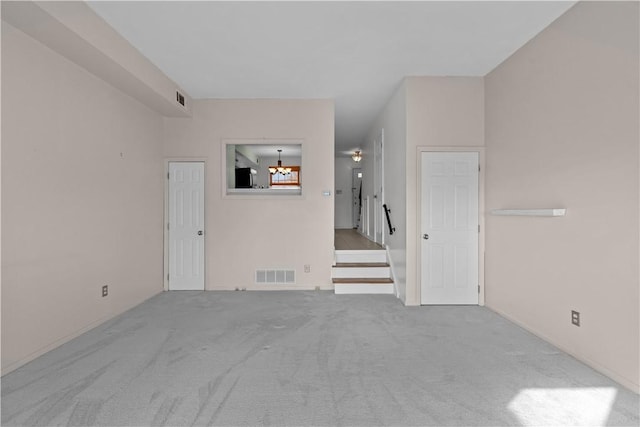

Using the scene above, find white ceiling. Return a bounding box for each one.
[87,1,575,155]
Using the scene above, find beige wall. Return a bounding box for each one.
[485,1,639,392]
[0,3,4,374]
[363,77,484,304]
[163,99,335,290]
[363,81,408,301]
[1,1,192,118]
[405,76,485,306]
[1,23,165,374]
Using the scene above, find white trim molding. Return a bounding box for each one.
[491,208,566,217]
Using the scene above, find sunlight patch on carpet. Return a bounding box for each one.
[508,387,617,426]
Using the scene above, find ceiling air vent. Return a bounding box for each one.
[176,91,185,106]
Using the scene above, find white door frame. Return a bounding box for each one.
[363,196,370,236]
[352,168,362,229]
[416,147,485,306]
[374,129,385,245]
[164,158,207,291]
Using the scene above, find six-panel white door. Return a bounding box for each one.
[168,162,205,291]
[421,152,479,305]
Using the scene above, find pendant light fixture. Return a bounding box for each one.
[269,149,292,175]
[352,150,362,162]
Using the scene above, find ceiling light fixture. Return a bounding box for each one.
[269,149,292,175]
[352,150,362,162]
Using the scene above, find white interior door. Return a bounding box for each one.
[169,162,205,291]
[421,152,479,305]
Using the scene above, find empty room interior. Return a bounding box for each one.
[1,1,639,426]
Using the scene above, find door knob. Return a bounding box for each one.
[197,230,203,236]
[423,234,429,240]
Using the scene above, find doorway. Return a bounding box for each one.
[420,152,479,305]
[352,168,362,229]
[167,161,205,291]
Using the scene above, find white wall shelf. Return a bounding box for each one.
[491,209,566,217]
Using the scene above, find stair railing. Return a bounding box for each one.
[383,204,396,235]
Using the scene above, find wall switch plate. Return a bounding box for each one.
[304,265,311,273]
[102,285,108,297]
[571,310,580,326]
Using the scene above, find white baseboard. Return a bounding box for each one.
[385,246,400,299]
[207,285,334,291]
[334,283,395,295]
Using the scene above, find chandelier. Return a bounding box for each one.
[352,150,362,162]
[269,149,292,175]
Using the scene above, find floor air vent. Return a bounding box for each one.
[256,269,295,284]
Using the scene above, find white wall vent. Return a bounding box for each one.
[256,269,295,284]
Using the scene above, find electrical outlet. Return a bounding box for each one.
[102,285,108,297]
[304,265,311,273]
[571,310,580,327]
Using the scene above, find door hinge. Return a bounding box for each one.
[167,274,170,281]
[167,223,170,230]
[478,224,480,233]
[167,172,170,179]
[478,164,481,172]
[478,285,481,294]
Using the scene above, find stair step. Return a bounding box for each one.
[335,250,387,263]
[332,278,394,284]
[332,265,391,279]
[333,278,395,295]
[333,248,393,295]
